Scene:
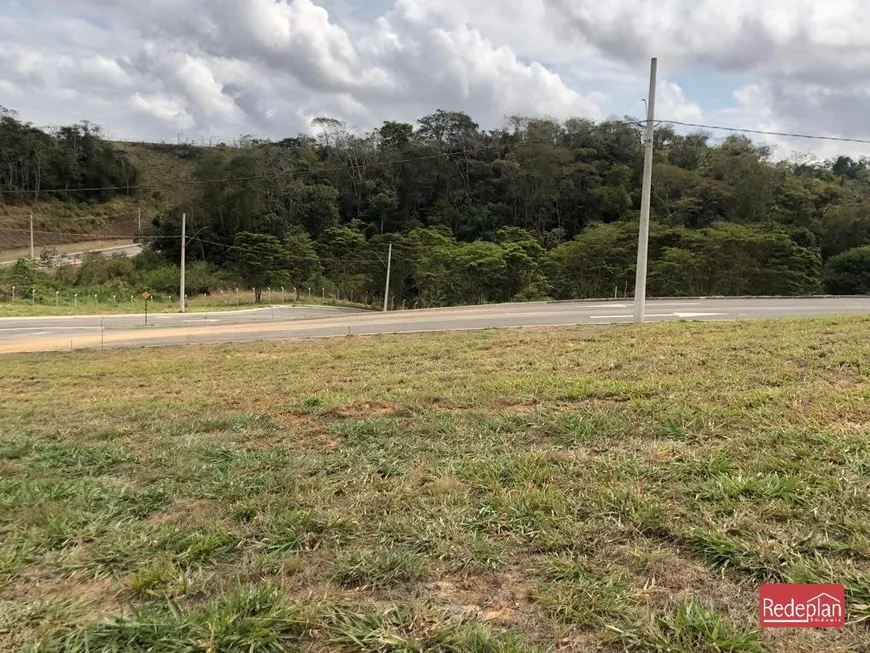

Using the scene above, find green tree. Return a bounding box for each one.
[233,232,289,303]
[411,226,458,307]
[317,222,369,298]
[545,223,638,299]
[649,247,707,296]
[283,229,322,287]
[495,227,548,300]
[453,241,508,304]
[824,246,870,294]
[378,121,414,151]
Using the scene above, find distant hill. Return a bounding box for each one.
[0,141,204,256]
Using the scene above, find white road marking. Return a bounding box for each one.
[589,312,725,320]
[590,313,674,319]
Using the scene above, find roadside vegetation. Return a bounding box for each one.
[0,249,378,316]
[2,317,869,651]
[3,107,870,316]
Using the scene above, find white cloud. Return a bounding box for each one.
[1,0,869,157]
[78,56,133,89]
[0,0,607,140]
[544,0,870,149]
[130,93,196,130]
[655,81,704,124]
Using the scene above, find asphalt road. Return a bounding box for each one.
[60,244,142,266]
[1,297,869,354]
[0,243,141,267]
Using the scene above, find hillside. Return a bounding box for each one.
[4,108,870,301]
[112,141,201,213]
[0,141,201,257]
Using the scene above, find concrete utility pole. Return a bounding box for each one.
[633,57,657,324]
[137,206,142,232]
[180,212,187,313]
[383,243,392,312]
[30,213,34,260]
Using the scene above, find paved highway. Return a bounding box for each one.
[1,297,868,354]
[0,242,141,267]
[60,244,142,266]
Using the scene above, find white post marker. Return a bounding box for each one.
[180,212,187,313]
[633,57,657,324]
[383,242,392,312]
[30,213,34,261]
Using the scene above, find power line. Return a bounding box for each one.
[0,226,163,239]
[0,222,418,264]
[659,119,870,146]
[0,209,141,224]
[180,235,414,268]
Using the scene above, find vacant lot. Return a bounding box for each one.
[1,318,869,652]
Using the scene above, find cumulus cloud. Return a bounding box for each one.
[544,0,870,150]
[655,82,704,124]
[3,0,869,156]
[0,0,606,141]
[131,93,196,130]
[543,0,870,79]
[77,56,133,89]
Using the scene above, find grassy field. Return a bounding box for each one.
[1,317,869,651]
[0,295,372,317]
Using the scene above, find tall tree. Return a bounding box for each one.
[233,232,290,303]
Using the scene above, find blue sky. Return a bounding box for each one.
[1,0,869,159]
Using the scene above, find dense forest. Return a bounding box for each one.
[3,108,870,304]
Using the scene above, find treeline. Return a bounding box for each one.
[3,106,870,303]
[6,223,868,307]
[146,110,870,300]
[0,107,139,203]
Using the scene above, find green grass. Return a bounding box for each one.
[2,316,870,651]
[0,294,372,317]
